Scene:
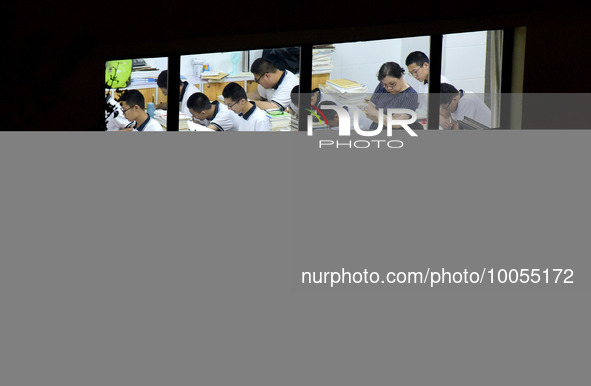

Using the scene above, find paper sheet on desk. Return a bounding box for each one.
[187,121,215,132]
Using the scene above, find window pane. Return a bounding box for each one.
[104,57,167,131]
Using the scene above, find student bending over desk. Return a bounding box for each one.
[248,58,299,112]
[223,82,271,132]
[186,92,241,131]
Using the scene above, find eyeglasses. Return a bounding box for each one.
[226,100,240,109]
[408,65,423,77]
[121,105,136,113]
[254,73,267,84]
[382,81,398,90]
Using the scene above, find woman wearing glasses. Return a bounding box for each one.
[364,62,421,131]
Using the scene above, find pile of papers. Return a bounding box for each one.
[153,109,192,130]
[319,79,368,109]
[265,109,292,131]
[200,71,229,82]
[225,72,255,80]
[312,45,336,75]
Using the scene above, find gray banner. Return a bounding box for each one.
[0,131,589,386]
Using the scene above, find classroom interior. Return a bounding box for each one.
[105,31,511,131]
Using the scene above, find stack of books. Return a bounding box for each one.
[200,71,229,83]
[319,79,368,109]
[153,109,192,130]
[312,45,336,75]
[324,79,366,93]
[130,72,187,87]
[265,109,292,131]
[290,114,330,131]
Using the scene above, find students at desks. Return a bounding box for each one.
[186,92,241,131]
[248,58,299,112]
[156,70,201,117]
[119,90,165,131]
[222,82,271,131]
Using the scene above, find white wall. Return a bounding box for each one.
[142,32,488,93]
[442,31,488,93]
[143,57,168,72]
[180,52,245,80]
[328,32,487,94]
[330,38,403,92]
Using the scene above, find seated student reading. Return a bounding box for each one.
[186,93,241,131]
[222,82,271,132]
[248,58,299,112]
[364,62,422,131]
[439,83,491,129]
[156,70,201,117]
[119,90,165,131]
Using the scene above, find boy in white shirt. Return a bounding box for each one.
[156,70,201,117]
[405,51,451,128]
[248,58,299,112]
[186,92,241,131]
[223,82,271,132]
[440,83,491,128]
[119,90,165,131]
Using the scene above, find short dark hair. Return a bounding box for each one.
[250,58,278,75]
[187,92,212,113]
[290,86,320,106]
[222,82,247,102]
[440,83,459,105]
[156,70,183,89]
[377,62,405,81]
[119,89,145,110]
[405,51,430,67]
[290,85,300,105]
[318,101,339,122]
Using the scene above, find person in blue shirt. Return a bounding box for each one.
[364,62,422,131]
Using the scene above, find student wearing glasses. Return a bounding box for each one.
[248,58,299,112]
[405,51,452,128]
[364,62,421,131]
[222,82,271,132]
[119,90,165,131]
[439,83,491,129]
[186,92,241,131]
[156,70,201,117]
